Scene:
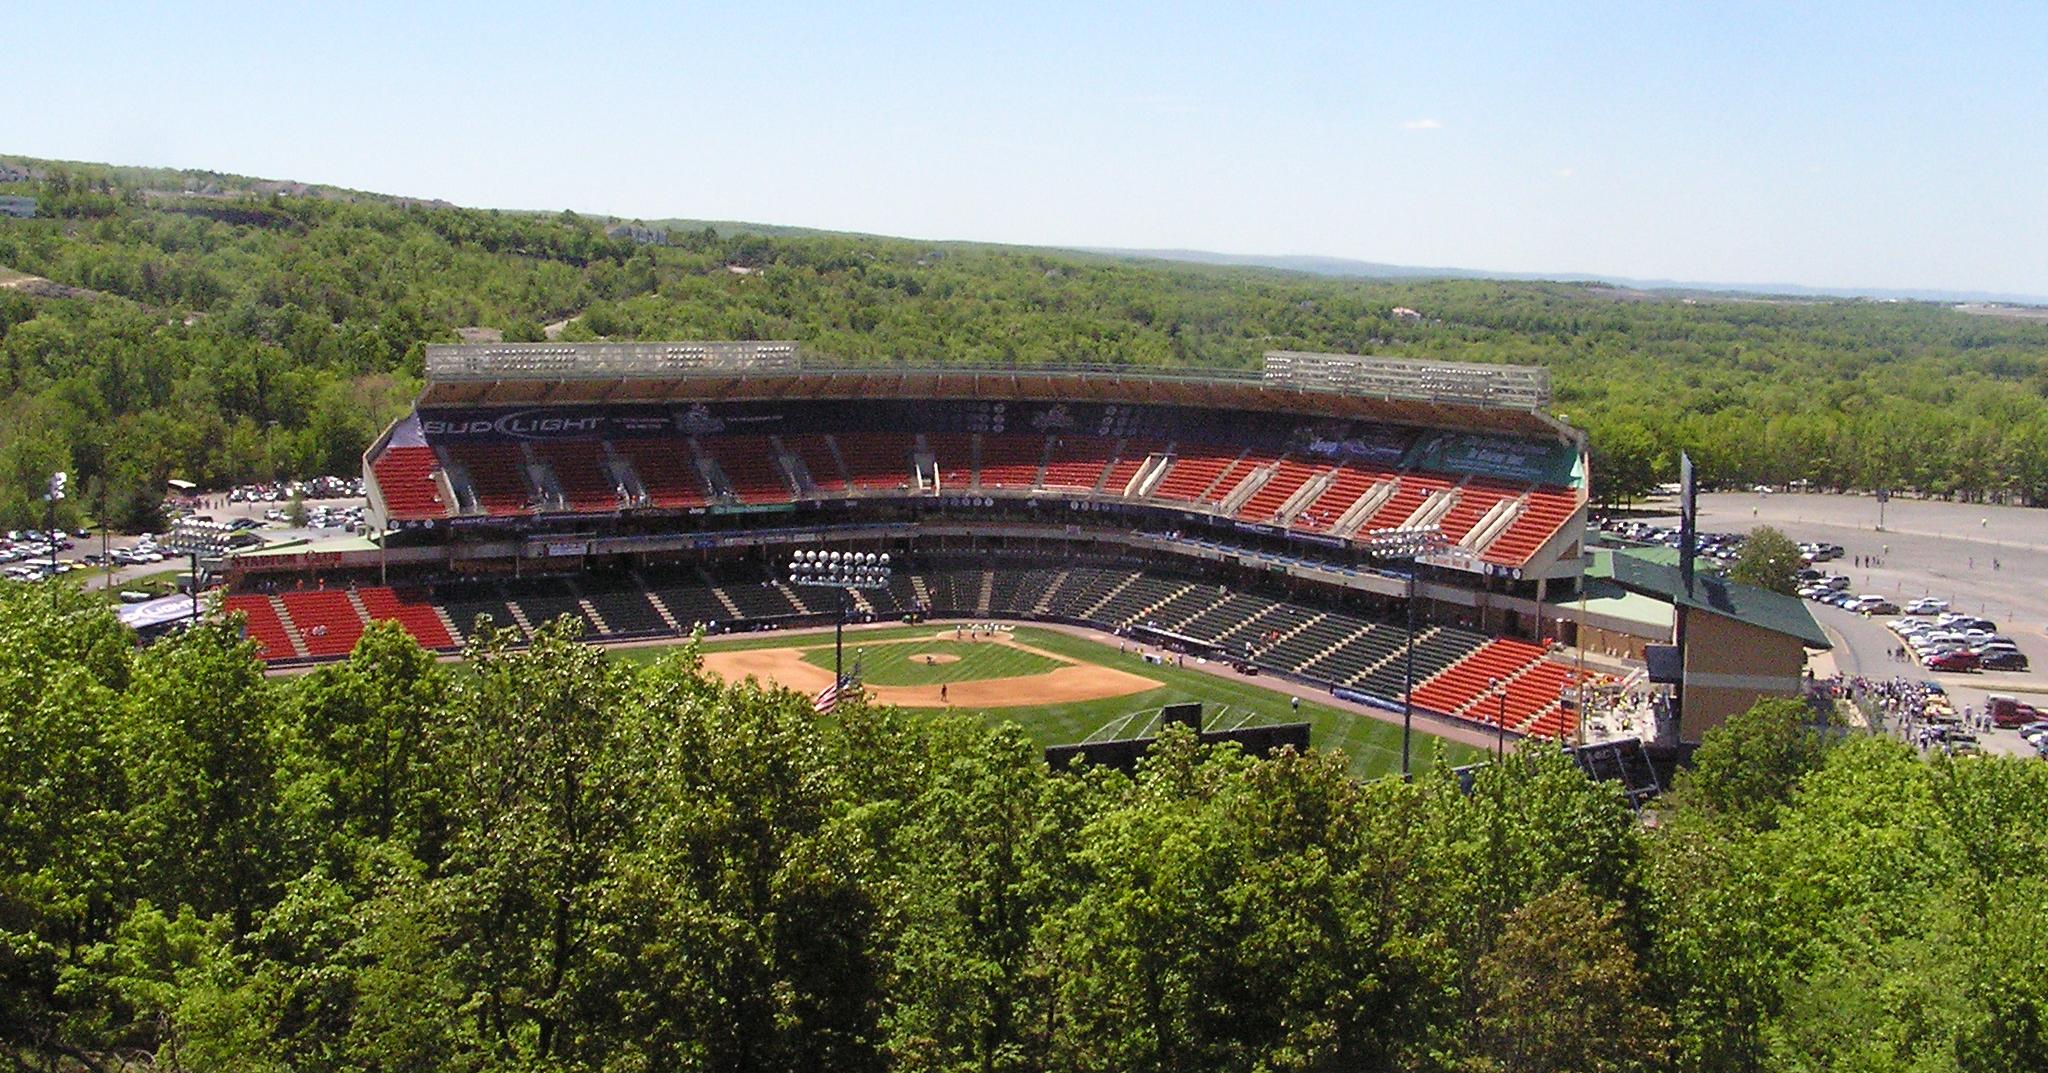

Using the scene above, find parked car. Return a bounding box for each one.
[1991,695,2044,728]
[1978,650,2030,671]
[1926,649,1980,672]
[1905,597,1949,615]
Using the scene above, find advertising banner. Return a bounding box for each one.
[1405,432,1577,485]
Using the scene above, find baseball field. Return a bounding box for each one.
[616,622,1485,779]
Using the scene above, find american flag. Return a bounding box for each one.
[814,680,841,714]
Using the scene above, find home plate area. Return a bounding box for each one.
[698,628,1159,709]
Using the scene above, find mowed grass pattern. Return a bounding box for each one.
[798,639,1064,685]
[616,624,1484,780]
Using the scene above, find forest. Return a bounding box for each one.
[5,582,2047,1072]
[4,155,2048,532]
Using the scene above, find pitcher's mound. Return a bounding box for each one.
[920,653,961,665]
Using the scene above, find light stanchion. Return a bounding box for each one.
[787,549,892,698]
[1358,526,1452,781]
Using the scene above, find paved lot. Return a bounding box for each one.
[49,497,368,593]
[1637,491,2048,756]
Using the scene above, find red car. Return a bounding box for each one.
[1926,649,1980,672]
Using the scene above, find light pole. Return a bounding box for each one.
[45,471,66,611]
[1492,677,1508,760]
[787,549,892,693]
[1358,526,1450,781]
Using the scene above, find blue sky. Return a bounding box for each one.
[9,2,2047,295]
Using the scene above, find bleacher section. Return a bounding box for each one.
[371,445,448,518]
[1483,486,1580,566]
[578,575,668,636]
[536,441,623,513]
[375,423,1579,572]
[279,590,367,659]
[976,435,1044,490]
[1409,637,1582,740]
[1040,436,1117,491]
[359,587,455,649]
[613,438,709,509]
[1151,445,1244,503]
[1235,457,1328,524]
[507,578,600,636]
[236,558,1562,740]
[223,594,297,660]
[838,433,917,491]
[703,436,793,504]
[446,443,534,516]
[928,433,975,492]
[786,435,847,494]
[440,582,524,640]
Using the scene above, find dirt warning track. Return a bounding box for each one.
[700,629,1159,708]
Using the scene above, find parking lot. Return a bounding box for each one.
[1636,490,2048,756]
[35,494,370,596]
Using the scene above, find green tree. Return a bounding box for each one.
[1470,878,1670,1073]
[1726,525,1803,595]
[1672,697,1833,831]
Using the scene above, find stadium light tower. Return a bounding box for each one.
[44,471,66,611]
[787,549,892,700]
[1358,526,1451,781]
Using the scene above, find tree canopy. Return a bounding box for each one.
[4,581,2047,1071]
[1727,526,1806,596]
[5,155,2048,530]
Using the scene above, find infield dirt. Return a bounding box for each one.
[699,629,1160,708]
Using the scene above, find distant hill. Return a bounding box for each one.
[1081,247,2048,308]
[4,151,2048,525]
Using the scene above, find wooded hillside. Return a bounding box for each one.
[4,156,2047,530]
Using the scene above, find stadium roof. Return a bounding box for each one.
[1589,548,1831,649]
[415,343,1574,439]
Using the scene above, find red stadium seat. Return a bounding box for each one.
[613,438,709,509]
[371,445,448,519]
[358,586,457,649]
[977,434,1044,489]
[279,590,367,659]
[534,441,622,513]
[223,595,296,661]
[1041,436,1119,491]
[445,443,535,516]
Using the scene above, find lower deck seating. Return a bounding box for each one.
[508,579,601,636]
[223,594,296,660]
[1410,638,1581,738]
[280,590,367,658]
[579,575,668,635]
[228,559,1548,739]
[359,586,456,649]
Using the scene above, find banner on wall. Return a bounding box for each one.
[1405,432,1577,485]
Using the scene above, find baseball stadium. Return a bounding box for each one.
[218,342,1602,774]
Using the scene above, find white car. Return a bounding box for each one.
[1905,597,1949,615]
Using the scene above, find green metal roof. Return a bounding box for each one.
[1587,548,1831,649]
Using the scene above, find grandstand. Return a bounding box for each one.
[225,343,1597,742]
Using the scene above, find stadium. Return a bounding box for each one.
[219,341,1603,757]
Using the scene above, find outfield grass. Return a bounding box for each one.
[799,638,1064,685]
[616,624,1484,780]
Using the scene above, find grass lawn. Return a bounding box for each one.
[616,624,1483,780]
[799,638,1064,685]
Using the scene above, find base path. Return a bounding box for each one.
[700,629,1160,709]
